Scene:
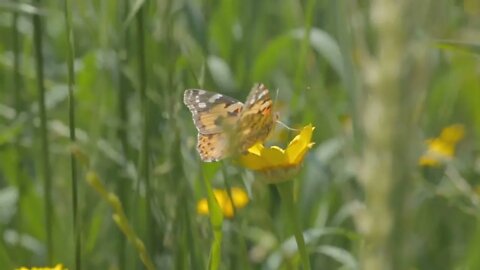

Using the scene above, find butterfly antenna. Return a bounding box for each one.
[276,119,300,131]
[272,88,299,131]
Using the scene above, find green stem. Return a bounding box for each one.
[135,1,153,255]
[209,228,223,270]
[12,10,25,262]
[32,0,53,263]
[333,0,362,149]
[236,221,252,270]
[116,0,131,267]
[86,171,155,270]
[64,1,81,269]
[221,162,237,218]
[277,181,311,270]
[293,0,316,105]
[201,165,224,270]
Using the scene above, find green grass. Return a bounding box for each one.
[1,0,480,269]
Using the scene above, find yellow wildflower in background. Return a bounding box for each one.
[197,187,249,218]
[419,124,465,167]
[239,124,315,183]
[17,264,67,270]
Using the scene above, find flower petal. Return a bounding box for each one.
[440,124,464,144]
[419,124,464,167]
[429,138,454,157]
[196,198,209,215]
[286,124,314,164]
[419,155,440,167]
[231,187,249,208]
[238,124,315,183]
[239,152,271,170]
[197,188,249,218]
[247,142,265,155]
[261,146,287,167]
[240,146,286,170]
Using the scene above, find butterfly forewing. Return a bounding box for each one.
[184,89,243,134]
[243,83,272,111]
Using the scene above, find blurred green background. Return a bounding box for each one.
[1,0,480,269]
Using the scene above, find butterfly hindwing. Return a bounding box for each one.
[184,89,243,134]
[197,133,228,162]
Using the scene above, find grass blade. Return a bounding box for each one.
[63,0,81,269]
[32,0,53,263]
[135,2,153,256]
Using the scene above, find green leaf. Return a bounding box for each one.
[0,187,18,224]
[123,0,146,29]
[316,245,358,269]
[291,28,345,81]
[0,2,43,15]
[207,55,236,92]
[435,40,480,55]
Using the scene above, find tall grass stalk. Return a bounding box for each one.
[201,167,224,270]
[116,1,131,268]
[117,1,132,160]
[333,1,362,147]
[294,0,316,103]
[12,10,25,262]
[221,163,236,217]
[63,1,81,269]
[357,1,410,269]
[221,165,251,269]
[135,2,153,254]
[85,171,155,270]
[32,0,53,263]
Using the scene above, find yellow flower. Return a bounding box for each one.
[16,264,67,270]
[419,124,465,167]
[239,124,315,183]
[197,187,249,218]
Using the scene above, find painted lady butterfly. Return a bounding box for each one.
[184,83,275,162]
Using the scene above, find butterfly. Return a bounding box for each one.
[184,83,275,162]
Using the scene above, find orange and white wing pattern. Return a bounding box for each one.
[183,89,243,134]
[235,83,275,152]
[184,83,275,162]
[184,89,243,162]
[196,133,229,162]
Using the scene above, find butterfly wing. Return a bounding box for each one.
[235,83,275,151]
[184,89,244,162]
[197,133,228,162]
[184,89,243,134]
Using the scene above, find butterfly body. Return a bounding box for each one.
[184,83,275,162]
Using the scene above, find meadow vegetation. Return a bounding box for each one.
[1,0,480,269]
